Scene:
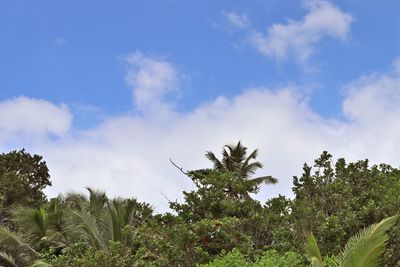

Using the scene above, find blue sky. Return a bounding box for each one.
[1,0,400,211]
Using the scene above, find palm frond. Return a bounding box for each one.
[228,141,247,164]
[0,251,17,267]
[249,175,278,186]
[86,187,108,217]
[338,215,398,267]
[0,227,24,252]
[101,202,122,242]
[47,198,69,244]
[68,208,104,249]
[10,206,47,245]
[123,199,136,225]
[31,260,53,267]
[222,146,234,172]
[242,149,259,167]
[242,161,263,176]
[306,234,324,267]
[324,257,340,267]
[0,227,40,264]
[205,151,224,171]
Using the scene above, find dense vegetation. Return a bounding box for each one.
[0,143,399,266]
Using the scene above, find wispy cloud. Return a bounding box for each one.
[222,11,249,29]
[224,0,353,63]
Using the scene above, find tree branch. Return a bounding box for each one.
[169,158,189,175]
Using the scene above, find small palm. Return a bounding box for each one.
[205,141,278,188]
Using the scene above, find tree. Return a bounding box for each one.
[0,188,152,266]
[63,188,153,249]
[291,151,400,263]
[170,171,262,222]
[0,149,52,225]
[306,215,398,267]
[205,141,277,194]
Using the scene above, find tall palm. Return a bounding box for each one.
[205,141,278,188]
[306,215,398,267]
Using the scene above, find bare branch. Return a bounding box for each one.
[169,158,189,175]
[157,188,173,204]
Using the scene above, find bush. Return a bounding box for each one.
[45,241,136,267]
[198,249,308,267]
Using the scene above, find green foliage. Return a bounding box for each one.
[291,152,400,263]
[134,216,253,266]
[197,249,250,267]
[45,241,136,267]
[306,216,398,267]
[338,215,398,267]
[2,146,400,266]
[306,234,324,267]
[0,226,41,266]
[253,250,306,267]
[198,249,306,267]
[170,171,263,222]
[0,149,51,225]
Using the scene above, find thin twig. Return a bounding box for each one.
[169,158,188,175]
[158,189,173,204]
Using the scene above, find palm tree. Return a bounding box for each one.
[306,215,398,267]
[0,200,66,267]
[0,188,152,266]
[205,141,278,189]
[64,188,152,249]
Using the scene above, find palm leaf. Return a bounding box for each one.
[228,141,247,166]
[205,151,225,171]
[243,161,263,175]
[249,175,278,187]
[0,251,17,267]
[101,201,123,242]
[10,206,48,246]
[123,199,136,225]
[86,187,108,217]
[306,234,324,267]
[0,227,40,265]
[324,257,340,267]
[68,208,103,249]
[222,146,234,171]
[31,260,53,267]
[47,198,69,245]
[241,148,259,167]
[338,215,398,267]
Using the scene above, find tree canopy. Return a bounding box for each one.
[0,149,51,226]
[0,145,400,266]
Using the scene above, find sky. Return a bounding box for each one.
[1,0,400,212]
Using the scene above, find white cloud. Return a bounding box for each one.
[0,97,72,142]
[340,67,400,162]
[3,53,400,213]
[226,0,353,62]
[124,51,179,112]
[41,87,326,211]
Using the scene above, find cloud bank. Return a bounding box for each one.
[2,52,400,212]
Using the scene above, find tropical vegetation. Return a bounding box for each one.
[0,144,399,266]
